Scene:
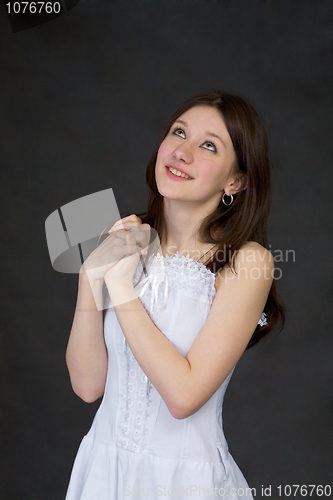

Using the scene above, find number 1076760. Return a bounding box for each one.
[6,2,61,14]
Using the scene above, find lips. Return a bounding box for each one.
[166,164,194,179]
[165,167,193,182]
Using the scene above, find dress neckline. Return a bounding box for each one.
[154,251,216,276]
[139,252,267,326]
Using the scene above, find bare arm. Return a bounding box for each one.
[106,242,274,419]
[65,214,147,403]
[66,273,108,403]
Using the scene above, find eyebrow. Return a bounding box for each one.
[174,119,226,147]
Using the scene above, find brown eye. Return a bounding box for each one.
[172,127,185,138]
[203,141,217,153]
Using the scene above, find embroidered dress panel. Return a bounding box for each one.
[115,342,152,453]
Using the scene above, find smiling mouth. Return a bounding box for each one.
[167,166,193,179]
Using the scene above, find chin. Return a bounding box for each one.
[155,175,172,197]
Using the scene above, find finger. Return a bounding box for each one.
[111,229,137,244]
[105,229,148,257]
[113,228,149,252]
[131,225,151,246]
[141,245,148,255]
[126,223,150,237]
[118,243,143,258]
[109,221,126,233]
[125,231,135,254]
[125,224,144,234]
[133,231,150,250]
[111,240,137,260]
[123,214,141,222]
[108,221,141,234]
[109,214,142,232]
[115,231,140,255]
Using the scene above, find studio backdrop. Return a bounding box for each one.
[0,1,332,499]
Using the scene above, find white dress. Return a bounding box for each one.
[65,252,266,499]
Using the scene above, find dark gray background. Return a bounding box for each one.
[1,1,332,499]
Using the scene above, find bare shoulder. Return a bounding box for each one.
[215,241,274,291]
[235,241,274,267]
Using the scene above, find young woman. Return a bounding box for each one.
[65,91,285,499]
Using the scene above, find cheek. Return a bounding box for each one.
[155,143,169,183]
[156,141,171,164]
[197,160,220,178]
[197,160,230,187]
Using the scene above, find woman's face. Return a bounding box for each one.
[155,105,240,206]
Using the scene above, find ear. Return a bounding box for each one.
[224,173,248,196]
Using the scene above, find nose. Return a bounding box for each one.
[172,140,194,164]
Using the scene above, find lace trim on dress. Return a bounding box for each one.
[258,311,268,326]
[133,252,268,326]
[134,252,217,319]
[115,341,152,453]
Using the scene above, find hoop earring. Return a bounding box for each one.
[222,192,233,206]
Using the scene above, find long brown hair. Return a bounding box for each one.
[138,90,285,349]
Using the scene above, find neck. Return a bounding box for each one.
[161,197,218,257]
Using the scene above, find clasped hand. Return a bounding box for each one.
[81,214,150,289]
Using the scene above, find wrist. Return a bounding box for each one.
[78,270,105,310]
[79,269,103,289]
[105,280,137,307]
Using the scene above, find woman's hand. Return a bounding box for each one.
[104,215,151,290]
[80,214,149,286]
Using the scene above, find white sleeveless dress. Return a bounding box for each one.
[65,252,266,499]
